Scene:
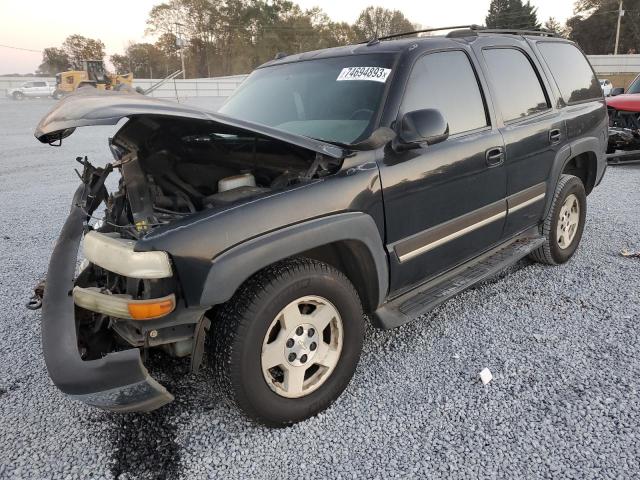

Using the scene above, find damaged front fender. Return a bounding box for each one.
[42,180,173,412]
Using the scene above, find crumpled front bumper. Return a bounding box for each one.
[41,187,173,412]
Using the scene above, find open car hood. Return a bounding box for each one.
[34,90,347,159]
[606,93,640,112]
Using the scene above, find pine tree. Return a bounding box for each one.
[544,17,566,37]
[486,0,540,30]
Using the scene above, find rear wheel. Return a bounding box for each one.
[210,258,364,426]
[529,174,586,265]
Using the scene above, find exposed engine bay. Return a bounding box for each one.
[607,108,640,164]
[102,115,341,239]
[66,115,344,363]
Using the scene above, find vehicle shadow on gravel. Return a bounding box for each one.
[97,258,538,480]
[94,351,222,480]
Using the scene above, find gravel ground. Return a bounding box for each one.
[0,97,639,479]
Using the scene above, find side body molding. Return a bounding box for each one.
[200,212,389,308]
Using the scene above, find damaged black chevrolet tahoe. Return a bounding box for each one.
[37,28,607,426]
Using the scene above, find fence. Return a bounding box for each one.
[4,54,640,98]
[134,75,247,98]
[1,75,248,100]
[586,55,640,88]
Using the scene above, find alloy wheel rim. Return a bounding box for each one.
[261,295,343,398]
[556,193,580,249]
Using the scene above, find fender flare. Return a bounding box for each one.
[544,135,605,216]
[199,212,389,308]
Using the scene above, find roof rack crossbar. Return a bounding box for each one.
[361,25,480,44]
[478,28,557,37]
[363,25,557,44]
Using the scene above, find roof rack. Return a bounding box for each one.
[476,28,557,37]
[363,25,557,44]
[373,25,482,42]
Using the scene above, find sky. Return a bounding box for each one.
[0,0,577,75]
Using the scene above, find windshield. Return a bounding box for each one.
[219,54,395,144]
[628,75,640,94]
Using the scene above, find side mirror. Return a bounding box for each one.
[397,109,449,149]
[611,87,625,96]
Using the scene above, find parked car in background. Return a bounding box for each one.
[606,74,640,161]
[6,81,55,100]
[599,78,612,96]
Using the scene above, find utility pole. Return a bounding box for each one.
[614,0,624,55]
[175,22,186,79]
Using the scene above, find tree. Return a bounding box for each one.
[567,0,640,54]
[37,47,70,75]
[353,7,416,40]
[61,34,106,69]
[110,43,168,78]
[142,1,417,77]
[544,17,566,37]
[155,33,183,75]
[485,0,540,30]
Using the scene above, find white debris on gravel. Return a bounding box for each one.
[1,98,640,479]
[479,368,493,385]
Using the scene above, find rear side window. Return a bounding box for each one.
[400,50,488,135]
[483,48,549,122]
[537,42,601,103]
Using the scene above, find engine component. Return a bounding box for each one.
[218,173,256,192]
[205,186,270,207]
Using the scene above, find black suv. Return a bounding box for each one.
[36,27,607,426]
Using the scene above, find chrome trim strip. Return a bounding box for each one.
[393,182,547,264]
[507,182,546,210]
[508,192,545,213]
[397,209,507,263]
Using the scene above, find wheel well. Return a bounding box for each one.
[562,152,597,195]
[297,241,380,314]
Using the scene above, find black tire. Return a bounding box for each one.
[209,257,364,426]
[52,90,64,100]
[12,91,24,100]
[529,174,587,265]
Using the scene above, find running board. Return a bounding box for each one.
[372,235,545,329]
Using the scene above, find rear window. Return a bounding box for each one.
[537,42,602,103]
[483,48,549,122]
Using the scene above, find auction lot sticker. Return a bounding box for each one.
[337,67,391,83]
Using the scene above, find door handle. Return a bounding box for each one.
[485,147,505,166]
[549,129,561,144]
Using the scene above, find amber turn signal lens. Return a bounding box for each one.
[128,297,175,320]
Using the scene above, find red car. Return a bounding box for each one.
[607,75,640,162]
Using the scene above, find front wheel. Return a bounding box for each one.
[210,258,364,426]
[12,91,24,100]
[529,174,587,265]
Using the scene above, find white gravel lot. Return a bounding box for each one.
[0,97,639,479]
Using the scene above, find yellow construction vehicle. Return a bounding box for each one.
[52,60,135,99]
